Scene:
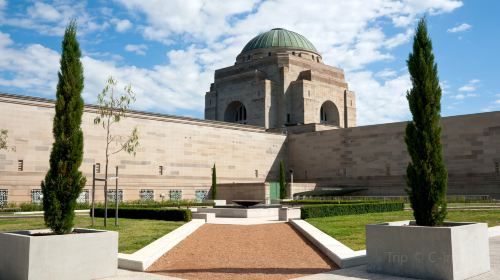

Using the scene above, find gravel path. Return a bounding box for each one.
[147,223,338,280]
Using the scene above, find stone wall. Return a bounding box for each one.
[0,93,287,203]
[288,111,500,198]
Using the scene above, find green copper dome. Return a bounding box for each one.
[241,28,319,54]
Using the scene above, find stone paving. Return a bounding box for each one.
[293,236,500,280]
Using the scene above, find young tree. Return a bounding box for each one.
[405,18,448,226]
[279,160,287,199]
[211,164,217,200]
[41,21,86,234]
[94,77,139,227]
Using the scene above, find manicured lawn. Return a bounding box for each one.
[307,210,500,251]
[0,215,184,253]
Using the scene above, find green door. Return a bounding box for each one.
[269,182,280,200]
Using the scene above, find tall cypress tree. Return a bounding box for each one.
[41,21,86,234]
[211,164,217,200]
[279,160,287,199]
[405,18,448,226]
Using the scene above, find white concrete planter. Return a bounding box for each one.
[278,207,301,221]
[366,221,490,280]
[0,228,118,280]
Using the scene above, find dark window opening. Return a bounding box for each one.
[159,165,163,175]
[17,160,23,171]
[268,52,271,56]
[95,163,101,174]
[287,114,291,123]
[495,162,499,174]
[255,169,258,178]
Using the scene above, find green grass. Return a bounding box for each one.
[307,210,500,251]
[0,215,184,254]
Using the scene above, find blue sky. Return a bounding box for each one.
[0,0,498,125]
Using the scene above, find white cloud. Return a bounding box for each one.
[0,2,109,36]
[27,2,62,22]
[114,19,132,32]
[375,68,397,79]
[447,23,471,33]
[125,44,148,55]
[458,79,480,92]
[0,32,60,95]
[495,100,500,104]
[347,71,411,125]
[0,0,465,123]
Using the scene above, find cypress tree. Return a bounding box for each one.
[211,164,217,200]
[41,21,86,234]
[405,18,448,226]
[279,160,287,199]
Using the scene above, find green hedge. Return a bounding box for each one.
[93,207,192,222]
[282,200,379,205]
[115,200,215,208]
[301,202,404,219]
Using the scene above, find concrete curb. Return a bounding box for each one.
[289,219,366,268]
[118,219,205,271]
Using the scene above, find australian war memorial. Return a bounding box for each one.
[205,28,356,130]
[0,28,499,205]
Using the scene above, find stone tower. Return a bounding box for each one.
[205,28,356,129]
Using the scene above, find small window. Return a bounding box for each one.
[316,57,320,62]
[495,162,499,174]
[268,52,271,56]
[311,55,314,60]
[195,190,208,202]
[308,90,310,97]
[292,51,295,55]
[209,99,211,105]
[159,165,163,175]
[95,163,101,174]
[77,190,89,203]
[169,190,182,201]
[31,189,42,204]
[255,169,259,178]
[247,55,250,60]
[18,160,23,171]
[298,53,302,57]
[0,189,7,206]
[287,114,291,123]
[107,189,123,203]
[304,170,308,180]
[140,189,154,201]
[386,164,391,176]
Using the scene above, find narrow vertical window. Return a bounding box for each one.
[159,165,163,175]
[17,160,23,171]
[287,114,291,123]
[255,169,259,178]
[95,163,101,174]
[495,162,499,174]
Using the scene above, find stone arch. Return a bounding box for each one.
[320,100,340,126]
[224,101,247,124]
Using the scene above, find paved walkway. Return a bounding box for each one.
[293,236,500,280]
[147,223,337,279]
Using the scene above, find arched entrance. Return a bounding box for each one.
[320,101,340,126]
[224,101,247,124]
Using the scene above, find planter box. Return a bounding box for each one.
[0,228,118,280]
[366,221,490,280]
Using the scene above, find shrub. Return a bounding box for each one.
[282,200,379,205]
[41,21,86,234]
[405,18,447,226]
[301,202,404,219]
[93,207,192,222]
[94,200,214,209]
